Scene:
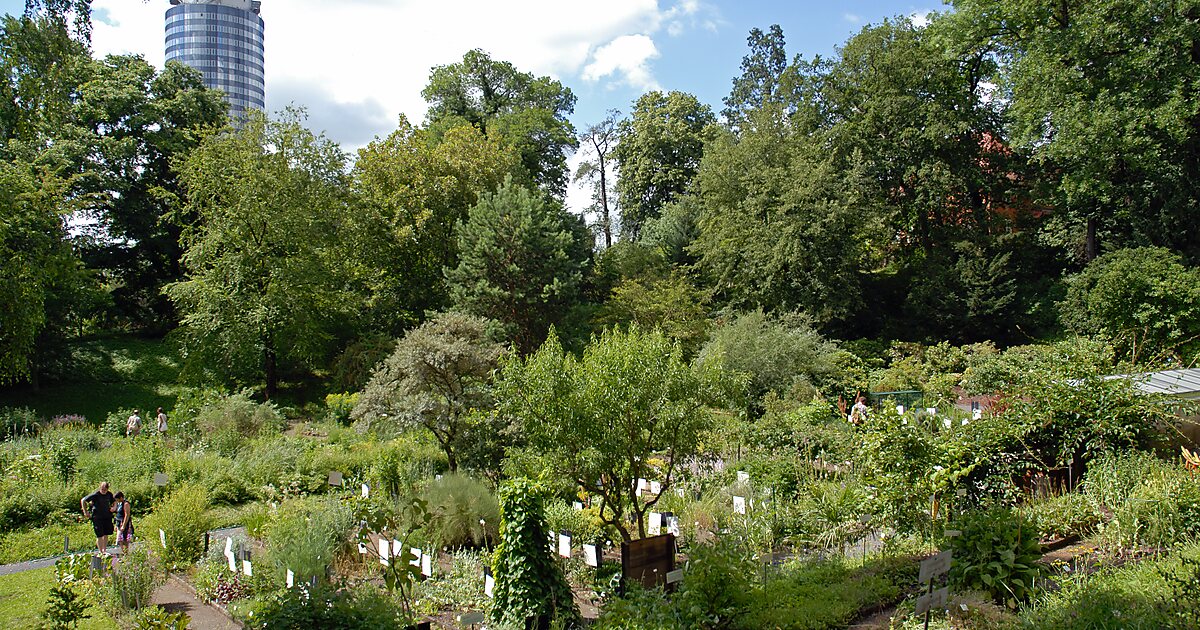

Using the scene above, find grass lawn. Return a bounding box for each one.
[0,566,117,629]
[0,336,184,424]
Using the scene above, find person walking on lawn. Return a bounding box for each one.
[81,481,115,555]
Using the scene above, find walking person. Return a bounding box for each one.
[126,409,142,438]
[155,407,168,436]
[112,491,134,555]
[81,482,115,555]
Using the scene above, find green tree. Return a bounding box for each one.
[71,56,227,330]
[445,179,589,354]
[722,24,790,126]
[422,49,577,198]
[167,110,349,399]
[497,326,737,541]
[612,91,714,240]
[699,310,844,404]
[0,161,90,384]
[489,477,579,630]
[352,312,505,472]
[600,271,710,357]
[348,117,515,334]
[1061,247,1200,363]
[951,0,1200,260]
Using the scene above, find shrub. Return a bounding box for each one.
[421,473,499,549]
[102,546,162,613]
[142,484,212,566]
[412,549,492,617]
[675,536,757,627]
[101,408,136,439]
[1020,493,1100,541]
[194,391,284,438]
[742,557,908,630]
[194,560,255,605]
[235,583,411,629]
[323,392,359,425]
[41,582,91,630]
[544,500,604,547]
[948,507,1045,607]
[207,473,255,506]
[264,497,354,586]
[1101,468,1200,550]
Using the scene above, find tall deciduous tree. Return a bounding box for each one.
[422,49,577,198]
[352,312,505,472]
[612,91,714,240]
[349,116,515,334]
[167,110,349,399]
[574,109,619,248]
[497,327,737,542]
[951,0,1200,261]
[445,179,590,354]
[0,161,90,384]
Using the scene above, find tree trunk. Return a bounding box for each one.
[1085,216,1099,262]
[263,344,278,401]
[598,152,612,249]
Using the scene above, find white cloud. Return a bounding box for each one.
[843,12,860,23]
[86,0,716,151]
[909,10,933,28]
[582,35,661,92]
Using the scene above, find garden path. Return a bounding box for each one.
[151,574,240,630]
[0,526,245,577]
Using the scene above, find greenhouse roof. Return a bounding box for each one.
[1103,368,1200,398]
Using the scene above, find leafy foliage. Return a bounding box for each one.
[353,312,504,471]
[499,326,737,541]
[489,477,579,629]
[949,507,1045,606]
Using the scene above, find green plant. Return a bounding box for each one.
[43,438,78,484]
[102,546,162,613]
[595,584,684,630]
[490,477,579,629]
[1159,554,1200,629]
[421,473,499,549]
[130,605,189,630]
[0,406,41,440]
[1020,493,1100,541]
[323,392,359,425]
[676,535,758,627]
[141,484,212,566]
[949,507,1045,607]
[235,582,409,629]
[265,497,354,587]
[41,582,92,629]
[194,391,284,438]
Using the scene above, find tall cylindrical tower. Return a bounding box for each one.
[165,0,265,118]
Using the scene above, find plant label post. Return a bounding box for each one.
[286,568,294,588]
[159,529,166,549]
[224,537,236,572]
[733,496,746,515]
[153,472,168,486]
[558,531,572,558]
[378,537,390,566]
[917,550,952,630]
[64,535,69,554]
[410,547,421,567]
[243,559,252,577]
[573,501,583,511]
[327,471,343,487]
[737,470,750,484]
[648,512,662,536]
[484,567,494,598]
[664,513,679,536]
[361,483,369,498]
[421,552,432,578]
[583,543,600,567]
[650,480,662,495]
[547,530,556,552]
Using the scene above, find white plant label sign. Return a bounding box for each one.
[583,544,599,567]
[558,533,571,558]
[733,496,746,515]
[286,569,294,588]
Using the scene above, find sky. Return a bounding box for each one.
[0,0,941,214]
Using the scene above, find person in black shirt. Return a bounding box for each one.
[113,491,134,555]
[81,482,115,555]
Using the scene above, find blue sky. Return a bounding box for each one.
[0,1,942,209]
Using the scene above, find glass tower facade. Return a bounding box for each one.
[165,0,265,118]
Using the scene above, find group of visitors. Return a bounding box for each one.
[80,482,134,556]
[125,407,168,438]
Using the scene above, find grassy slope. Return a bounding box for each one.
[0,566,117,629]
[0,337,184,424]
